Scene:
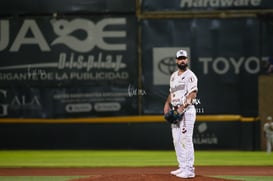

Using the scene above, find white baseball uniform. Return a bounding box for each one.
[264,122,273,153]
[169,68,198,175]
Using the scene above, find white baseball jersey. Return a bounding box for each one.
[264,122,273,136]
[169,69,198,106]
[264,122,273,153]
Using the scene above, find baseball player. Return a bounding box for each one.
[164,49,198,178]
[264,116,273,153]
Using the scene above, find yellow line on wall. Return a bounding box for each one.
[0,115,258,124]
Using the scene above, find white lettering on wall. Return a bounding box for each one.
[180,0,262,8]
[0,18,127,52]
[199,56,260,74]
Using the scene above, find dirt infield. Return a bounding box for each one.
[0,166,272,180]
[70,174,236,181]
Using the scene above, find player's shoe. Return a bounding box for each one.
[170,168,183,175]
[176,171,195,178]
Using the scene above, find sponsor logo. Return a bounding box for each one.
[152,48,263,83]
[199,56,263,74]
[51,18,126,52]
[153,47,190,85]
[0,18,127,52]
[0,18,129,82]
[0,89,41,117]
[128,84,147,97]
[158,57,177,76]
[180,0,262,8]
[194,122,218,145]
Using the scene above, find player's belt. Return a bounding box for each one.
[171,104,194,112]
[170,104,182,111]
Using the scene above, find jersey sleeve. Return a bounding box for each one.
[187,73,198,94]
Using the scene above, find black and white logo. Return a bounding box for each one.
[153,47,190,85]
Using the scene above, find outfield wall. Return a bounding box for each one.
[0,115,260,150]
[1,0,273,119]
[0,0,270,150]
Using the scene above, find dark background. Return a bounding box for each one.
[0,0,272,150]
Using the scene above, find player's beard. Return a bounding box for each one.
[177,63,188,71]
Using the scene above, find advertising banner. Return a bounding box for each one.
[142,0,273,12]
[0,0,135,15]
[0,87,137,118]
[0,16,138,118]
[141,18,268,116]
[193,121,240,150]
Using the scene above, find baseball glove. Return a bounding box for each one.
[164,109,183,124]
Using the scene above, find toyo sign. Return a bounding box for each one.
[199,56,264,74]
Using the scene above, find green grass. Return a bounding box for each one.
[0,150,272,168]
[214,176,273,181]
[0,150,176,167]
[195,151,273,166]
[0,150,272,181]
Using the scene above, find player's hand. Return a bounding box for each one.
[164,109,182,124]
[177,105,185,115]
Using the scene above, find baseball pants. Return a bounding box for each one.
[171,106,196,173]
